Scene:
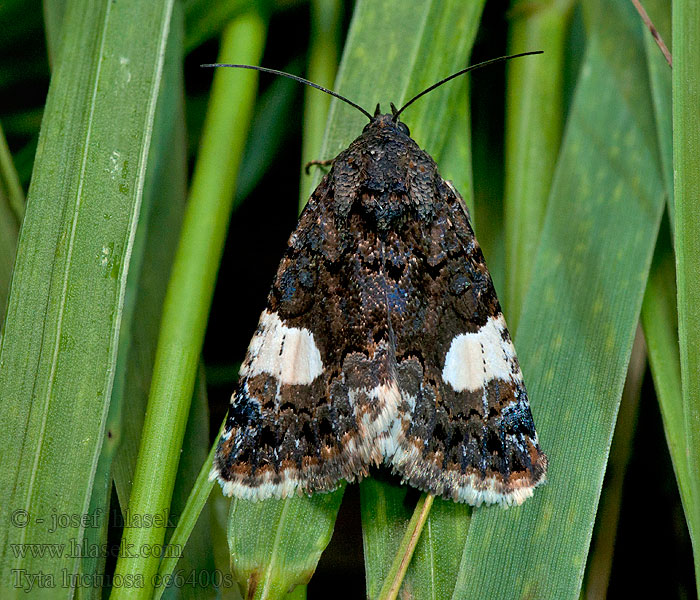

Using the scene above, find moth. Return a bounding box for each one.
[208,54,547,507]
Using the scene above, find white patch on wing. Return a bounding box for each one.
[241,310,323,385]
[442,314,517,392]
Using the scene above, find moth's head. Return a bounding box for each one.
[362,103,411,137]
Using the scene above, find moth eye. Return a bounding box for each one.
[398,122,410,136]
[363,122,372,133]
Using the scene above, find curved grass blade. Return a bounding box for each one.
[0,0,176,595]
[452,1,665,597]
[642,220,689,513]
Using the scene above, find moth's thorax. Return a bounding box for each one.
[332,114,439,229]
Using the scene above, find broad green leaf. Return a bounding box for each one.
[0,0,176,597]
[452,1,665,597]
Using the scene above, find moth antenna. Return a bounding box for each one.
[392,51,543,121]
[201,63,374,121]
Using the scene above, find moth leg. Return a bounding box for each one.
[304,158,334,175]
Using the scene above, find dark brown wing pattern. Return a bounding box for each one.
[212,114,546,506]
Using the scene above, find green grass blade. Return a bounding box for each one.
[154,416,222,600]
[581,329,645,598]
[641,221,690,512]
[110,5,188,510]
[0,122,23,222]
[299,0,342,209]
[210,494,240,600]
[361,481,472,600]
[451,1,665,597]
[641,0,673,224]
[42,0,67,68]
[0,122,23,326]
[361,482,421,600]
[0,0,176,595]
[75,385,121,600]
[313,0,484,189]
[438,79,473,217]
[228,489,344,600]
[503,0,574,328]
[672,1,700,587]
[636,0,698,582]
[376,493,434,600]
[160,371,215,600]
[43,7,187,592]
[110,11,266,600]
